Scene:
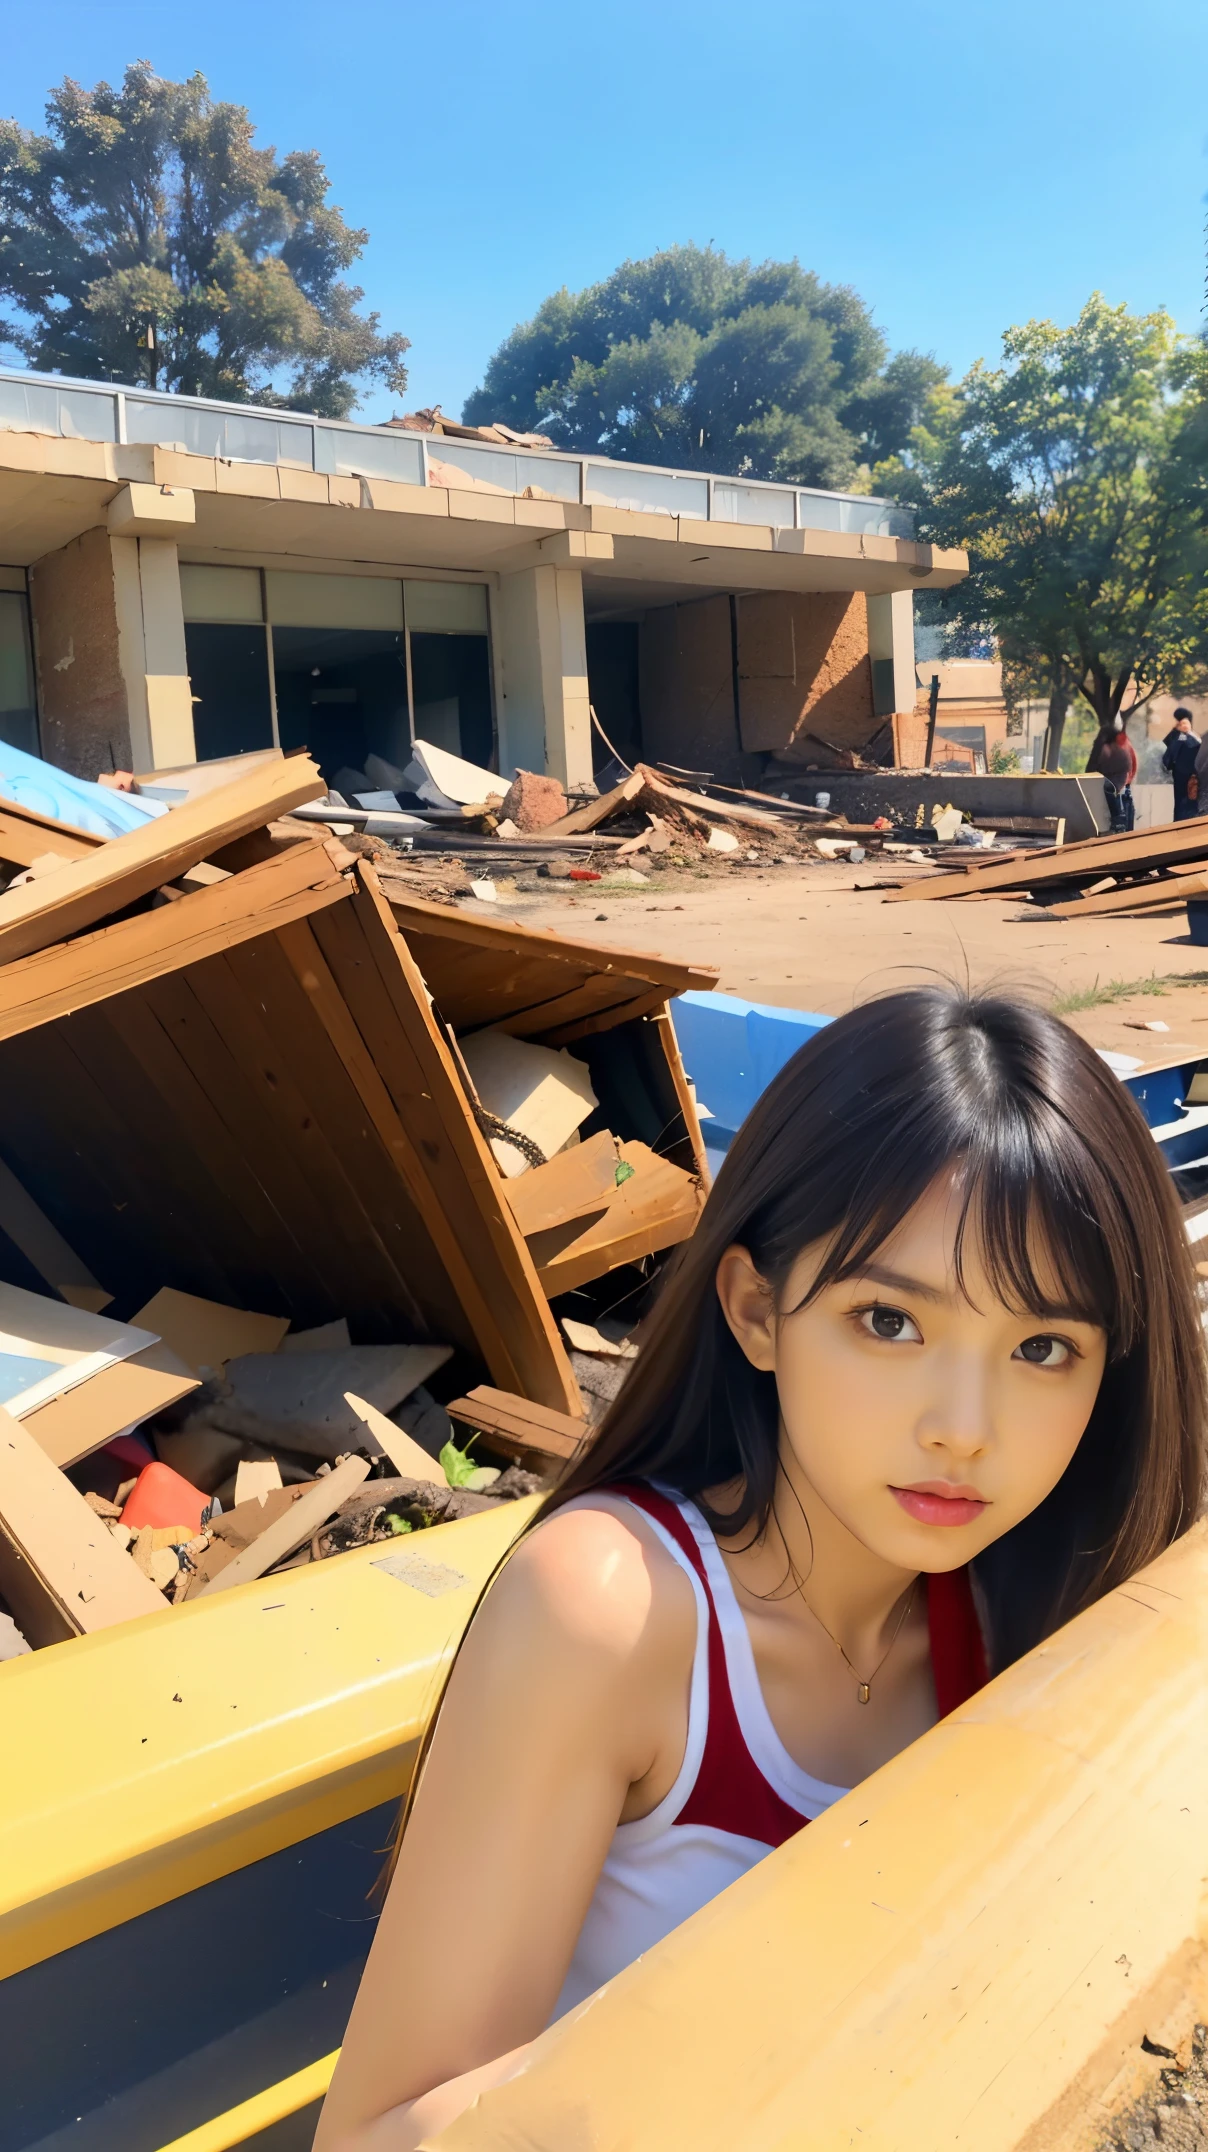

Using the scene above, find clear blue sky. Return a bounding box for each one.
[4,0,1207,424]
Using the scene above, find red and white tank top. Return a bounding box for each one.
[553,1481,988,2019]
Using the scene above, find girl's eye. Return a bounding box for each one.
[859,1305,922,1343]
[1014,1335,1071,1367]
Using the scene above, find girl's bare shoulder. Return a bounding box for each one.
[480,1491,698,1671]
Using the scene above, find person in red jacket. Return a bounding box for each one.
[1086,722,1137,832]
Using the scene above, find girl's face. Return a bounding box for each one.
[717,1174,1109,1572]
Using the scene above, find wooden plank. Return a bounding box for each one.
[538,769,646,837]
[0,838,347,1043]
[197,1454,370,1596]
[0,1405,165,1642]
[502,1131,621,1237]
[1045,870,1208,920]
[104,983,332,1322]
[0,807,99,868]
[385,885,717,997]
[494,972,654,1042]
[532,1143,705,1296]
[544,984,680,1050]
[0,1152,110,1310]
[137,966,347,1321]
[305,868,580,1413]
[0,752,324,965]
[186,942,430,1339]
[219,933,456,1340]
[447,1385,588,1470]
[886,816,1208,903]
[650,1001,712,1183]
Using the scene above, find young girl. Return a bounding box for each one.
[316,989,1206,2151]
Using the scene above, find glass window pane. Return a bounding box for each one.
[184,622,274,761]
[0,592,38,755]
[712,481,795,528]
[403,581,488,634]
[585,463,708,520]
[180,564,263,623]
[410,634,493,771]
[265,571,404,632]
[314,427,424,485]
[272,625,411,784]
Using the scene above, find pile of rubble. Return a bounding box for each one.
[0,744,717,1658]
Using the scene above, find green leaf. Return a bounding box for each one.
[385,1513,412,1535]
[615,1160,636,1186]
[440,1438,480,1488]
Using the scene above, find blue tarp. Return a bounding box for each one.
[0,741,167,839]
[670,990,832,1170]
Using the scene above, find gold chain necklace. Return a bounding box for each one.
[792,1572,917,1705]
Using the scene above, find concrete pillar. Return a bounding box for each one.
[866,590,916,716]
[29,527,195,777]
[495,564,593,788]
[111,536,196,771]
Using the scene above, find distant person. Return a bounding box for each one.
[1193,729,1208,818]
[1086,723,1136,833]
[1162,708,1201,820]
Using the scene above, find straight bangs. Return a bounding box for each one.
[801,1085,1143,1362]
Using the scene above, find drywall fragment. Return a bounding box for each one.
[403,741,501,809]
[280,1319,352,1354]
[706,828,740,854]
[234,1457,283,1507]
[469,878,498,902]
[460,1031,597,1177]
[561,1318,638,1359]
[202,1344,452,1459]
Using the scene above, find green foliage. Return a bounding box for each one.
[464,244,943,490]
[385,1513,413,1536]
[987,742,1021,773]
[891,296,1208,743]
[439,1438,479,1489]
[0,61,409,415]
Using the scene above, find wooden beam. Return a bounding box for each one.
[532,1143,705,1296]
[384,884,718,999]
[0,753,325,965]
[501,1130,622,1238]
[0,807,100,869]
[886,817,1208,903]
[539,770,646,837]
[1044,869,1208,920]
[197,1455,370,1596]
[447,1385,588,1473]
[0,839,347,1042]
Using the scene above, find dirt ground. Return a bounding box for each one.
[472,857,1208,1065]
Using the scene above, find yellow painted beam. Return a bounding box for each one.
[154,2050,337,2152]
[0,1501,534,1978]
[428,1523,1208,2152]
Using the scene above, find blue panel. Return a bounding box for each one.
[1,1801,394,2151]
[1122,1063,1191,1129]
[671,990,832,1149]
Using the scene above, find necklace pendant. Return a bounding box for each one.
[857,1681,871,1705]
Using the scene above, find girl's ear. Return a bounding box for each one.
[715,1244,778,1372]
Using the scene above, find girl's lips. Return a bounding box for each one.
[891,1485,988,1528]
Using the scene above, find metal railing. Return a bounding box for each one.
[0,364,915,540]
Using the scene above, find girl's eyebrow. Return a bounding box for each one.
[852,1262,1097,1327]
[849,1263,948,1303]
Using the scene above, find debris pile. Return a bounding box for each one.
[873,810,1208,916]
[0,748,717,1654]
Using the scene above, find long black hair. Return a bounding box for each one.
[544,988,1206,1670]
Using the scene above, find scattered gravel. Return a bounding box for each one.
[1098,2026,1208,2149]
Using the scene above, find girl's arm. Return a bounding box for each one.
[313,1502,692,2152]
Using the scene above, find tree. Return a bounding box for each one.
[463,244,943,491]
[0,62,409,417]
[886,296,1208,767]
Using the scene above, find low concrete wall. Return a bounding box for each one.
[775,770,1109,841]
